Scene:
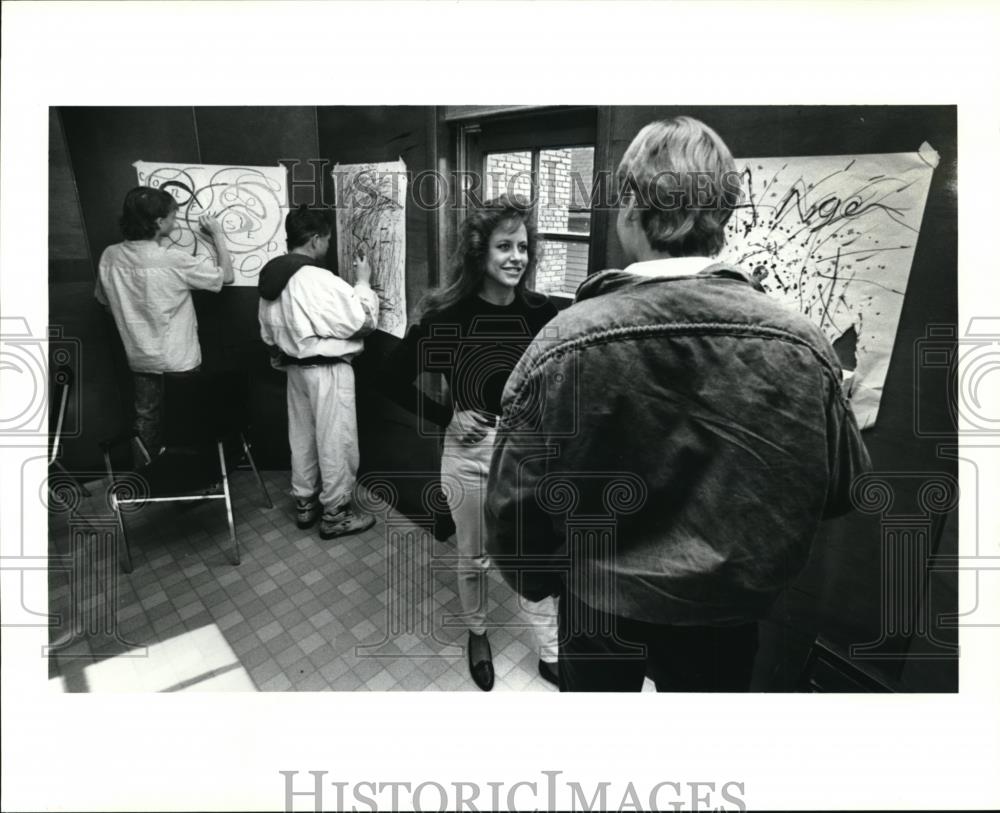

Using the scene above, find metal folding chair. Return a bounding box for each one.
[100,370,272,573]
[49,364,92,501]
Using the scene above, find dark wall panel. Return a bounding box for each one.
[60,107,201,266]
[50,109,132,469]
[49,110,90,275]
[194,106,318,168]
[603,106,958,682]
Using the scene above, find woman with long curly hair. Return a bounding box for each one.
[381,194,560,691]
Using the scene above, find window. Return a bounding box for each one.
[456,108,599,300]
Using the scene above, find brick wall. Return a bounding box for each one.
[537,148,571,293]
[485,151,532,200]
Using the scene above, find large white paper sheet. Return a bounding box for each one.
[133,161,288,286]
[718,143,939,427]
[333,159,408,338]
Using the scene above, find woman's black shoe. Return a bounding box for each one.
[538,659,559,688]
[467,632,494,691]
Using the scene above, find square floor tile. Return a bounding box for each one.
[250,658,282,685]
[298,632,325,655]
[318,658,351,683]
[276,644,306,669]
[364,670,398,691]
[328,671,364,691]
[260,673,293,691]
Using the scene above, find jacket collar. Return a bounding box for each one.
[623,257,715,278]
[257,253,315,301]
[575,261,757,303]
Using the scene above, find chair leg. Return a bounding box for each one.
[241,433,273,509]
[111,494,134,574]
[103,449,134,573]
[133,436,152,466]
[217,442,240,566]
[101,448,115,493]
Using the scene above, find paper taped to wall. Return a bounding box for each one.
[133,161,289,286]
[333,159,408,338]
[718,144,939,428]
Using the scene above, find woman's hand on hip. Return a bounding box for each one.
[453,409,492,445]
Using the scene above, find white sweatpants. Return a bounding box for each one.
[440,420,559,662]
[286,363,359,513]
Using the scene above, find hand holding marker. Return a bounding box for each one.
[198,211,235,284]
[198,212,225,236]
[353,244,372,285]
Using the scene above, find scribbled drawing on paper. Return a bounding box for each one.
[333,159,407,338]
[718,143,939,428]
[133,161,288,286]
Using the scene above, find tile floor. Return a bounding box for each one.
[48,468,651,692]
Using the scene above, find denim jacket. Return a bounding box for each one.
[485,264,872,625]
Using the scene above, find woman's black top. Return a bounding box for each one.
[380,291,558,428]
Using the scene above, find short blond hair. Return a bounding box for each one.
[616,116,741,257]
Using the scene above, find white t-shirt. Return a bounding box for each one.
[95,240,224,373]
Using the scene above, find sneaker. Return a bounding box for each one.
[319,504,376,539]
[295,497,320,529]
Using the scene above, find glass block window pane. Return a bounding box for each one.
[538,147,594,234]
[485,152,532,201]
[566,210,591,235]
[535,238,590,298]
[539,147,594,236]
[569,147,595,209]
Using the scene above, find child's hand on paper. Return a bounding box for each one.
[198,213,225,237]
[353,246,372,285]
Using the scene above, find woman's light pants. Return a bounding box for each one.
[440,421,558,662]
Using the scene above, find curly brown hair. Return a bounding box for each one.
[415,194,542,324]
